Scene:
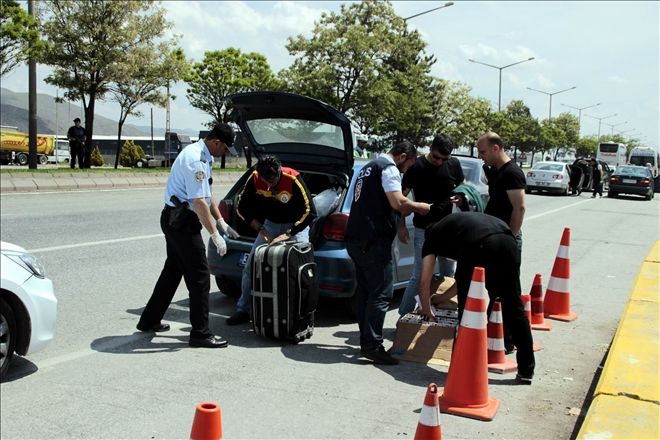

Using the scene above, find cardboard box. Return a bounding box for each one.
[391,277,459,365]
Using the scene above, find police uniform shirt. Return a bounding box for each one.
[164,139,213,209]
[379,153,403,192]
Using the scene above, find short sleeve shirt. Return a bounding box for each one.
[164,139,214,209]
[379,153,402,193]
[484,160,526,225]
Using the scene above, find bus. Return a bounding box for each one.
[628,146,660,182]
[596,142,627,169]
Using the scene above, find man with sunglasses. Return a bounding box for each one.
[226,155,313,326]
[398,133,465,316]
[137,123,237,348]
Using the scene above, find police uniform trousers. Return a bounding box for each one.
[453,232,535,377]
[138,207,211,338]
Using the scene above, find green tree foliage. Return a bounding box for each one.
[185,47,280,125]
[39,0,174,155]
[575,135,598,158]
[110,47,188,168]
[539,112,580,158]
[489,100,540,155]
[281,0,434,145]
[0,0,46,78]
[119,140,145,168]
[90,145,104,167]
[429,79,492,147]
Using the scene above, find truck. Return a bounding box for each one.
[0,127,57,165]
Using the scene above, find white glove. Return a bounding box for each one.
[217,217,239,239]
[210,230,227,256]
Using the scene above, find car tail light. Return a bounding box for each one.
[640,179,651,187]
[610,176,620,184]
[552,174,561,179]
[322,212,349,241]
[219,200,231,221]
[527,172,535,177]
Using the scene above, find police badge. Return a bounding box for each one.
[195,171,205,182]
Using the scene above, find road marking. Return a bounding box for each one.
[29,234,163,254]
[525,198,593,222]
[0,187,163,196]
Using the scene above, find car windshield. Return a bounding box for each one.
[533,163,563,172]
[246,118,344,149]
[615,166,650,177]
[458,160,480,183]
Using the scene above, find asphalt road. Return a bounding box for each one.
[1,186,658,439]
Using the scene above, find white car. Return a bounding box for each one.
[0,242,57,380]
[525,161,571,195]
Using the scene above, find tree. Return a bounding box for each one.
[575,135,598,158]
[489,100,540,162]
[0,0,45,78]
[539,112,579,159]
[281,0,435,144]
[90,145,104,167]
[429,79,492,148]
[185,48,280,126]
[110,47,188,168]
[39,0,174,167]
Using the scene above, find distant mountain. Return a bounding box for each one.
[0,88,197,137]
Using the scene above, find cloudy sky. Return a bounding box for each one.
[3,1,658,148]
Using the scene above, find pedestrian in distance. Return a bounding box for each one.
[417,211,535,384]
[136,123,239,349]
[345,140,432,365]
[67,117,86,169]
[398,133,465,317]
[590,158,603,198]
[226,154,314,326]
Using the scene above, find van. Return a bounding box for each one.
[628,147,659,183]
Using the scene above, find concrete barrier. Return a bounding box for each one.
[577,241,660,439]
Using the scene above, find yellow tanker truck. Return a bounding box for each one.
[0,127,58,165]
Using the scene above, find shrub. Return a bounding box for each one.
[119,139,146,167]
[90,145,104,167]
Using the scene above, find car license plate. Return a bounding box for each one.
[238,252,249,267]
[538,182,550,186]
[623,179,636,184]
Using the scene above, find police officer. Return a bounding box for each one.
[67,118,86,169]
[345,141,431,365]
[137,123,239,348]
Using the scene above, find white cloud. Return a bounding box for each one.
[536,74,556,89]
[608,75,627,84]
[431,60,463,82]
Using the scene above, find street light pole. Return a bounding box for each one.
[561,102,600,134]
[604,121,628,136]
[403,2,454,21]
[468,57,535,111]
[527,86,577,119]
[584,113,617,140]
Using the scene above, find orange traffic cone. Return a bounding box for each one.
[439,267,500,421]
[487,299,518,373]
[190,402,222,440]
[544,228,577,321]
[529,273,553,331]
[414,383,442,440]
[521,294,543,352]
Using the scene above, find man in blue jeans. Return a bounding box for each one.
[226,155,313,325]
[345,141,431,365]
[398,133,464,316]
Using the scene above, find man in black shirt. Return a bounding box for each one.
[477,132,526,253]
[418,212,535,383]
[398,133,464,316]
[67,118,86,169]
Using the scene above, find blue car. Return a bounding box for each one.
[207,92,416,311]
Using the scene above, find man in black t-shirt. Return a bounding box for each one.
[418,212,535,384]
[398,133,464,316]
[477,132,526,253]
[67,118,86,169]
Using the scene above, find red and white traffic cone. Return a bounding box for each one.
[414,383,442,440]
[487,299,518,373]
[521,294,543,352]
[544,228,578,321]
[529,273,553,331]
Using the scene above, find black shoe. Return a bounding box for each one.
[515,373,533,385]
[505,344,516,355]
[226,311,250,326]
[189,335,228,348]
[361,346,399,365]
[136,322,170,332]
